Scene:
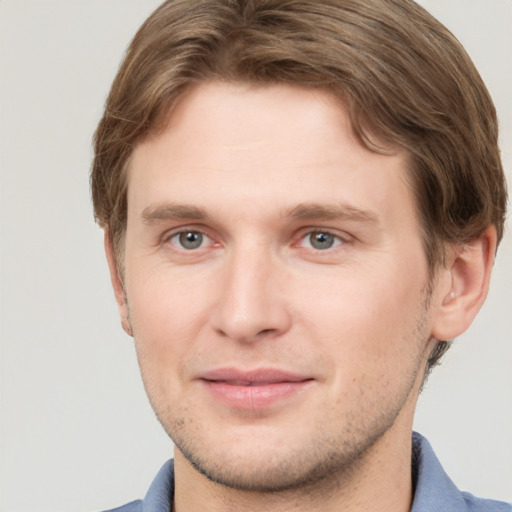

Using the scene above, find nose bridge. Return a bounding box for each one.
[212,239,291,342]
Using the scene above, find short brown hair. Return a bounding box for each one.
[91,0,507,367]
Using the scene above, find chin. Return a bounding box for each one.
[177,440,343,492]
[167,417,392,493]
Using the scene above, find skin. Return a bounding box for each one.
[106,82,496,512]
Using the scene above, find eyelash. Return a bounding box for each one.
[166,230,215,251]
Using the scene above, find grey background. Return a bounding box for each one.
[0,1,511,510]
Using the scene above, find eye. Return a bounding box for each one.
[300,231,343,250]
[169,231,210,250]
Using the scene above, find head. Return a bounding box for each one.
[91,0,506,494]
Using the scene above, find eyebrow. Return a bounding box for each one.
[287,203,379,225]
[142,203,207,224]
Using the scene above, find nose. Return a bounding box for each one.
[210,245,292,343]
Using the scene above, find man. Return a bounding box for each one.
[91,1,509,511]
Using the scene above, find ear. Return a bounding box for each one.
[104,230,133,337]
[431,226,497,341]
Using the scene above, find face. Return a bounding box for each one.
[119,82,439,491]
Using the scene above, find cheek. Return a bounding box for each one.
[300,265,428,376]
[126,270,210,370]
[128,280,196,413]
[302,265,420,333]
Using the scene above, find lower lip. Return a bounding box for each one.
[202,380,313,410]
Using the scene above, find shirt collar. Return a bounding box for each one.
[142,459,174,512]
[411,432,510,511]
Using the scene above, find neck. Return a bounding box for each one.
[173,421,415,512]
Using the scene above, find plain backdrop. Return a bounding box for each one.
[0,1,511,511]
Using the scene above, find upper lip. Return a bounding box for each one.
[198,368,313,385]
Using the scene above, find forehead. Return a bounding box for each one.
[127,82,413,227]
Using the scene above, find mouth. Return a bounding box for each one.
[198,368,314,410]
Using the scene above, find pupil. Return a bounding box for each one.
[179,232,203,249]
[311,232,334,249]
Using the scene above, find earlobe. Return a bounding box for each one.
[104,230,133,337]
[431,226,497,341]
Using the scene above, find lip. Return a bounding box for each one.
[198,368,314,410]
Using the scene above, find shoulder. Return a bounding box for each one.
[461,492,512,512]
[411,433,511,512]
[100,459,174,512]
[101,500,142,512]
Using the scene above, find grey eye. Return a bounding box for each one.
[176,231,204,250]
[308,232,336,250]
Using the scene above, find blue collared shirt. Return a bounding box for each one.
[104,433,511,512]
